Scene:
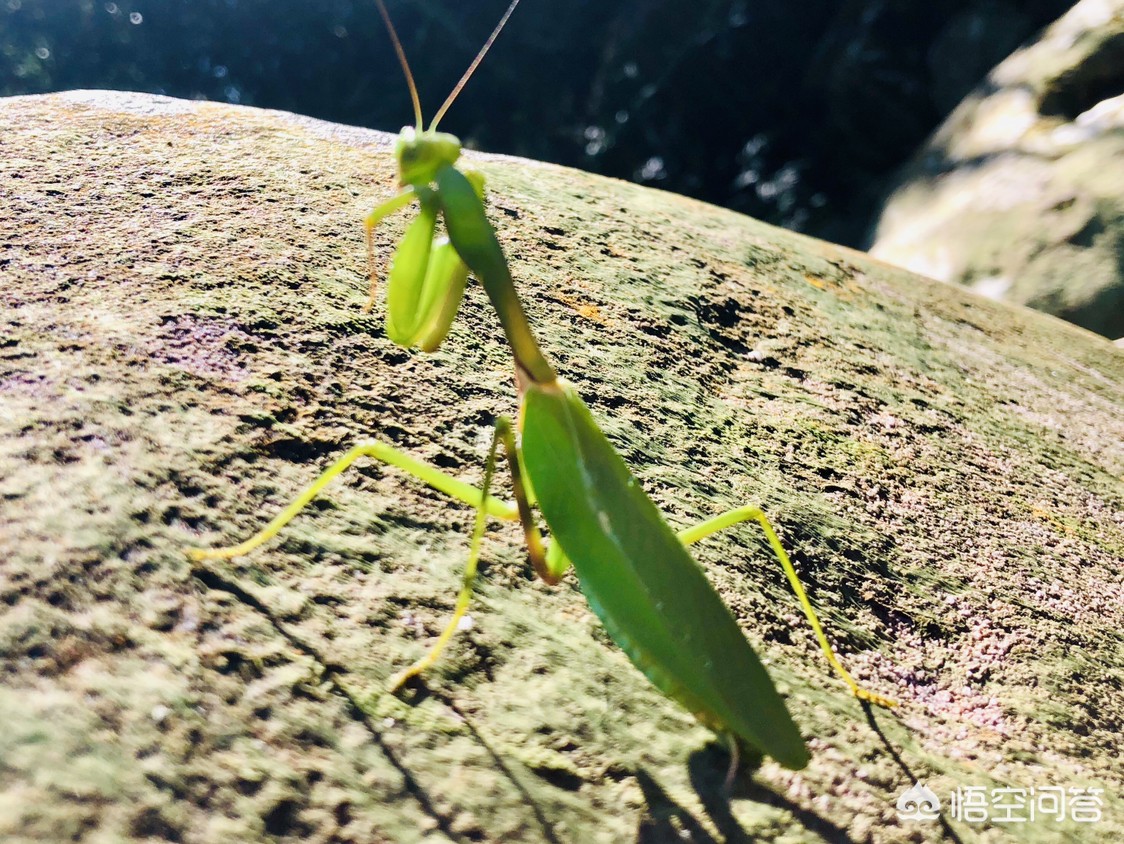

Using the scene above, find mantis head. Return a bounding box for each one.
[395,126,462,186]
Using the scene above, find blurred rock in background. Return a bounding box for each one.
[0,0,1075,247]
[869,0,1124,339]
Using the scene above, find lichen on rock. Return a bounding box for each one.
[2,90,1122,842]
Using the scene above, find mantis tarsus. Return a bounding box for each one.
[189,0,896,780]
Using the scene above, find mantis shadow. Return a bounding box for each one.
[414,682,565,844]
[633,749,854,844]
[861,704,965,844]
[635,768,720,844]
[693,742,855,843]
[190,564,466,841]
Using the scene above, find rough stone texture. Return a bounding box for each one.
[869,0,1124,339]
[2,90,1122,843]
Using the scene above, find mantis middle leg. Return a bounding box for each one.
[677,505,897,708]
[186,419,555,690]
[186,439,517,562]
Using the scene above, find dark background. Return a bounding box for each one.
[1,0,1074,246]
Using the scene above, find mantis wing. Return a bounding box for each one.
[520,380,810,771]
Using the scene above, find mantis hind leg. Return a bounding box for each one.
[679,505,897,708]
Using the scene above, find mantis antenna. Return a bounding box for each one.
[429,0,523,131]
[373,0,424,130]
[372,0,524,133]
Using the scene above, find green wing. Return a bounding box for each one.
[520,380,809,770]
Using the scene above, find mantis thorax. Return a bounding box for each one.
[396,126,461,186]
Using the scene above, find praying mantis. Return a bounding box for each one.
[189,0,895,780]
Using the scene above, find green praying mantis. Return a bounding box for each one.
[189,0,896,779]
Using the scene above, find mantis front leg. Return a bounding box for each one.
[370,190,472,351]
[364,187,417,312]
[366,171,489,352]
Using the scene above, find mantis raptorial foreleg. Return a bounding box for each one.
[365,171,484,351]
[364,188,417,310]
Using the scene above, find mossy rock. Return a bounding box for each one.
[1,90,1122,843]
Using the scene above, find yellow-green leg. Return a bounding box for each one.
[678,505,897,708]
[385,423,507,689]
[388,416,563,687]
[186,440,518,562]
[186,439,512,690]
[186,423,556,691]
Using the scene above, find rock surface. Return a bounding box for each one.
[869,0,1124,339]
[2,91,1123,843]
